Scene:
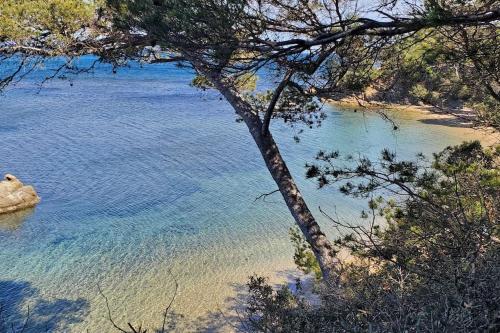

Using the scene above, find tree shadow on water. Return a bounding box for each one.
[0,280,89,333]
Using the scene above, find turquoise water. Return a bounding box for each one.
[0,61,488,332]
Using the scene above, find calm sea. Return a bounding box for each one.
[0,58,488,332]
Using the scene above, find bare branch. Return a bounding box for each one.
[254,189,280,202]
[261,70,294,136]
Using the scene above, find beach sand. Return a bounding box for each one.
[327,99,500,147]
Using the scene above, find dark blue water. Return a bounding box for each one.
[0,59,485,331]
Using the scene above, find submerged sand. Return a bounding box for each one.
[327,99,499,147]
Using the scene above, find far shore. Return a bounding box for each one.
[326,98,499,147]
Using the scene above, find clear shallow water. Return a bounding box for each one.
[0,60,490,332]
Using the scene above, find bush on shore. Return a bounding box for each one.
[245,141,500,332]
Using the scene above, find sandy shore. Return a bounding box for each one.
[326,98,500,147]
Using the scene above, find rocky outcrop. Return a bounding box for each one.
[0,174,40,214]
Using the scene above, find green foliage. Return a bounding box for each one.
[322,36,379,94]
[409,83,431,103]
[2,0,497,129]
[244,86,326,130]
[378,27,499,128]
[0,0,97,43]
[468,97,500,129]
[106,0,248,65]
[246,275,327,332]
[233,72,257,92]
[289,227,322,280]
[190,75,213,90]
[191,72,256,92]
[247,142,500,332]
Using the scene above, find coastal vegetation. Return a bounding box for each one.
[0,0,499,331]
[246,141,500,332]
[373,29,499,127]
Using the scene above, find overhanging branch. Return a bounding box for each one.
[261,70,294,136]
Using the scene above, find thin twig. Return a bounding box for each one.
[159,270,179,333]
[254,189,279,202]
[97,285,129,333]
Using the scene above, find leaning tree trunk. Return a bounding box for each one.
[252,128,339,280]
[208,74,339,280]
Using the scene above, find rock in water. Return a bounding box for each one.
[0,174,40,214]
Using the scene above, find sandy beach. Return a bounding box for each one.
[327,98,500,147]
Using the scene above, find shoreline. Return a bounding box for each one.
[326,98,500,147]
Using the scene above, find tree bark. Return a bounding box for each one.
[252,129,339,280]
[207,73,339,280]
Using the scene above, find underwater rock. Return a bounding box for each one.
[0,208,34,230]
[0,174,40,214]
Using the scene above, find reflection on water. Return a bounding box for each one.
[0,61,493,332]
[0,209,35,231]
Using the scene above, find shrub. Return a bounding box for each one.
[245,142,500,332]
